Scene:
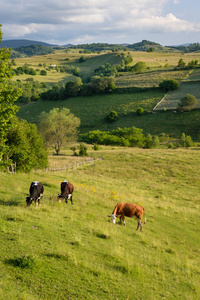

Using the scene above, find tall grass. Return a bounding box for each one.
[0,147,200,299]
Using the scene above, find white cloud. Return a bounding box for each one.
[0,0,200,44]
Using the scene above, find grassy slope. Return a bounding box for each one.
[17,90,200,140]
[15,50,200,140]
[0,147,200,299]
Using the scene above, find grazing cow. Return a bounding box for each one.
[26,181,44,206]
[57,180,74,204]
[108,202,146,231]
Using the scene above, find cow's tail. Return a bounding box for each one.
[143,207,146,224]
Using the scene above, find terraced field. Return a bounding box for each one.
[154,68,200,110]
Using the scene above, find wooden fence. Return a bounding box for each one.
[34,157,103,173]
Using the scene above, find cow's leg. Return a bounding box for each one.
[121,215,126,226]
[65,197,68,204]
[70,195,73,205]
[137,219,143,231]
[136,219,140,230]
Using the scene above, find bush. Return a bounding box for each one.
[40,70,47,75]
[136,107,144,116]
[180,133,193,147]
[93,144,99,151]
[106,111,118,123]
[159,79,179,92]
[178,94,198,111]
[131,61,147,73]
[79,143,88,156]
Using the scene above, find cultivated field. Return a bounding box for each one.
[0,147,200,299]
[154,69,200,110]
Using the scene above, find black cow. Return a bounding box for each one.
[57,180,74,204]
[26,181,44,206]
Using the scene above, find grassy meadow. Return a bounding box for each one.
[0,146,200,299]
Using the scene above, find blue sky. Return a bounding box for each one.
[0,0,200,46]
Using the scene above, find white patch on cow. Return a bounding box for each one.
[63,180,68,184]
[67,194,72,199]
[109,214,116,224]
[33,181,38,186]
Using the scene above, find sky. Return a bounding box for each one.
[0,0,200,46]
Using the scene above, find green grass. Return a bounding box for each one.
[0,147,200,299]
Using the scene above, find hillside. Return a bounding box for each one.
[0,39,56,48]
[2,39,200,54]
[0,147,200,299]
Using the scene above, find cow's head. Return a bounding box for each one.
[26,196,33,206]
[107,214,117,224]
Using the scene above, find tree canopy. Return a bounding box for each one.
[0,25,48,171]
[0,25,22,164]
[38,108,81,155]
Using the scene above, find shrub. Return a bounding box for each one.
[40,70,47,75]
[180,133,193,147]
[79,143,88,156]
[93,144,99,151]
[106,111,118,123]
[159,79,179,92]
[178,94,198,111]
[136,107,144,116]
[131,61,147,73]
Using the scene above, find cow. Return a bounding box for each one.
[57,180,74,205]
[26,181,44,206]
[108,202,146,231]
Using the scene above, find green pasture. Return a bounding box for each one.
[17,90,164,131]
[0,147,200,299]
[156,81,200,111]
[115,69,192,88]
[17,88,200,140]
[11,50,200,88]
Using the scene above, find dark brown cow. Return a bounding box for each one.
[108,202,146,231]
[57,180,74,204]
[26,181,44,206]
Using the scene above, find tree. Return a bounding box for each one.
[159,79,179,92]
[0,25,22,166]
[177,58,186,68]
[136,107,144,116]
[106,111,118,123]
[38,108,80,155]
[178,94,198,111]
[131,61,147,73]
[6,117,48,172]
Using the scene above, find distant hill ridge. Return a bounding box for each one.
[0,39,56,48]
[1,39,200,53]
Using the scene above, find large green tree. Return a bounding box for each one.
[0,25,22,164]
[0,25,48,172]
[38,108,80,155]
[6,117,48,172]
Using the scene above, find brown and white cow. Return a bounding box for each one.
[108,202,146,231]
[57,180,74,204]
[26,181,44,206]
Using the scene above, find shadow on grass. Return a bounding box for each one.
[0,199,21,206]
[5,255,35,269]
[44,253,69,261]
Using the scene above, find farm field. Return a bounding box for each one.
[155,68,200,110]
[11,50,200,88]
[17,89,200,140]
[0,147,200,299]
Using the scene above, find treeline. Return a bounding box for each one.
[14,44,54,56]
[40,76,116,101]
[172,43,200,53]
[80,127,159,148]
[80,128,195,149]
[69,43,128,52]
